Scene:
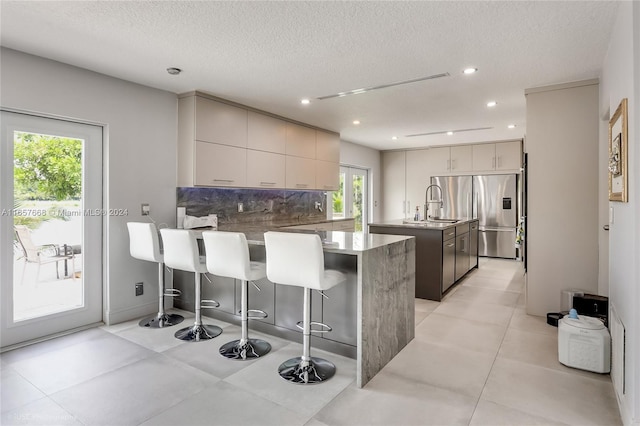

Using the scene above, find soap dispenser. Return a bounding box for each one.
[414,206,420,221]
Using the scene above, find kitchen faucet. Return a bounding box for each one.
[424,184,443,220]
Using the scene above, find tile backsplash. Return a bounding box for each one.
[176,187,328,226]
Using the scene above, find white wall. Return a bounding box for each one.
[340,139,381,223]
[600,2,639,424]
[0,48,178,325]
[525,80,600,316]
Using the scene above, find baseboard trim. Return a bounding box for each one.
[105,301,157,326]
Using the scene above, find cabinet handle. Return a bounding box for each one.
[260,182,276,186]
[446,243,455,248]
[295,183,308,188]
[451,159,456,170]
[213,179,234,183]
[498,156,502,168]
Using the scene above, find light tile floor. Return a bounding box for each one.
[1,258,622,425]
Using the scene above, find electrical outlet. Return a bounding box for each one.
[141,203,150,216]
[238,202,243,212]
[135,282,143,296]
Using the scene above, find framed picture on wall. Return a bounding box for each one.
[608,98,628,202]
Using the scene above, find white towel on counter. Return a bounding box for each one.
[183,214,218,230]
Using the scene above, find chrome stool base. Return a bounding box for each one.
[220,338,271,360]
[174,324,222,342]
[139,313,184,328]
[278,357,336,384]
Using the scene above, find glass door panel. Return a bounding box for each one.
[1,111,103,348]
[332,166,368,232]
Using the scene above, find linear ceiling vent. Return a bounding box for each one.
[405,127,493,137]
[317,72,450,100]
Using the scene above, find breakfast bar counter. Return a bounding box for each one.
[171,229,416,387]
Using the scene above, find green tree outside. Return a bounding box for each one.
[14,132,82,201]
[13,132,82,228]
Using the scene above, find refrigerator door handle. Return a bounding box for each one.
[479,227,516,232]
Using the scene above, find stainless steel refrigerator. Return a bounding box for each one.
[431,174,517,259]
[430,176,473,219]
[473,174,517,259]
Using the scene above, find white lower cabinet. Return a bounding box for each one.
[246,150,285,188]
[195,141,246,187]
[286,156,316,190]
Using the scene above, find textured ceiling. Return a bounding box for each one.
[0,1,619,151]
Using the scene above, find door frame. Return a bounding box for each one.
[0,109,105,348]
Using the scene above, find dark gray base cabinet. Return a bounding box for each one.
[172,247,357,348]
[370,220,478,301]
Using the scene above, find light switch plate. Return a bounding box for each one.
[238,202,243,212]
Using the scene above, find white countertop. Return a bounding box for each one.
[186,228,413,255]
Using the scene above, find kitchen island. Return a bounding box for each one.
[171,229,415,388]
[369,219,478,301]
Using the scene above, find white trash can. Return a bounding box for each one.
[558,310,610,373]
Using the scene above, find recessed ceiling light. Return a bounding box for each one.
[447,131,454,136]
[508,124,516,129]
[353,120,361,125]
[487,101,497,107]
[392,136,398,140]
[166,67,181,75]
[300,98,310,105]
[463,67,478,75]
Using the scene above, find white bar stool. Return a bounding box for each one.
[264,231,346,384]
[127,222,184,328]
[202,231,271,360]
[159,229,223,342]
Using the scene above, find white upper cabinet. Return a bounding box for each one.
[426,147,452,174]
[450,145,473,172]
[194,141,246,187]
[316,130,340,162]
[315,160,340,191]
[286,156,316,189]
[195,96,247,148]
[472,144,498,171]
[179,92,340,190]
[472,141,522,172]
[247,111,286,154]
[286,123,316,159]
[246,150,285,188]
[495,141,522,170]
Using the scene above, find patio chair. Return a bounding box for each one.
[14,225,76,284]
